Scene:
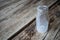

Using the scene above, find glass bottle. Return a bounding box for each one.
[36,5,49,33]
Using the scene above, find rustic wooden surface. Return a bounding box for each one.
[0,0,58,40]
[12,5,60,40]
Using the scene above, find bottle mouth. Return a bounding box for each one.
[37,5,48,11]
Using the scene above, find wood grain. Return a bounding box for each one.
[0,0,58,40]
[12,5,60,40]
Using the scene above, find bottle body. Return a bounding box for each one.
[36,6,49,33]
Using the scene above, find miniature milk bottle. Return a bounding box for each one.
[36,5,49,33]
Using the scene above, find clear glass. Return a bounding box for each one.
[36,5,49,33]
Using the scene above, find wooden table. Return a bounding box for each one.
[0,0,60,40]
[11,3,60,40]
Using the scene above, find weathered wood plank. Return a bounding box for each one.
[0,0,57,40]
[11,20,47,40]
[12,2,60,40]
[11,20,36,40]
[0,4,37,40]
[0,0,37,33]
[0,0,21,9]
[0,0,37,32]
[44,5,60,40]
[0,0,31,21]
[0,0,57,32]
[54,29,60,40]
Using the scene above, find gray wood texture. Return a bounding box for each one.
[0,0,58,40]
[12,5,60,40]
